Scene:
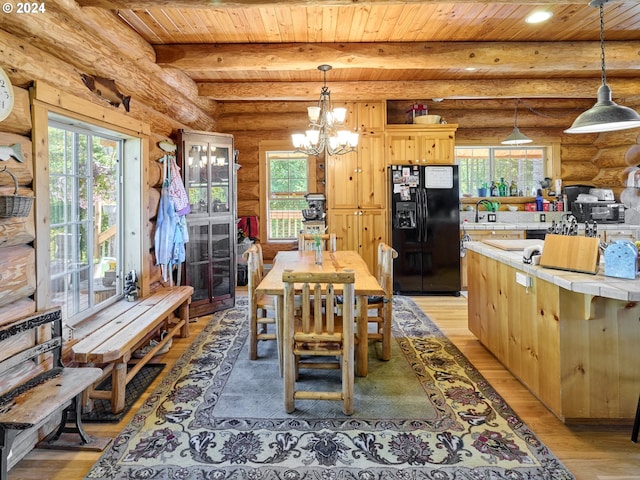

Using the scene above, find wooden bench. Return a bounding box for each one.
[71,286,193,414]
[0,307,102,478]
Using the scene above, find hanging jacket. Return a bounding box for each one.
[155,184,178,281]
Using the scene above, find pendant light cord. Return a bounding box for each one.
[598,3,607,87]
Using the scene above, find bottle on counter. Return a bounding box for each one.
[489,180,498,196]
[509,180,518,196]
[536,189,544,211]
[498,177,507,196]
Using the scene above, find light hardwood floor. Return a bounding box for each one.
[9,294,640,479]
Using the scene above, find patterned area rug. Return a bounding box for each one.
[81,364,165,423]
[85,296,574,479]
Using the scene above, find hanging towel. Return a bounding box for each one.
[168,156,191,215]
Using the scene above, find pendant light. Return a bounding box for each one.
[565,0,640,134]
[502,99,532,145]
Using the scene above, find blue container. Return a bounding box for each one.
[477,187,487,197]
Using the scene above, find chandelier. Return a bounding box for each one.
[291,65,359,156]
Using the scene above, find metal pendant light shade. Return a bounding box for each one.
[565,84,640,134]
[565,1,640,134]
[502,100,532,145]
[502,126,533,145]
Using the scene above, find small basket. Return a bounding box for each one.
[0,167,34,218]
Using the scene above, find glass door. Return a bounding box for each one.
[180,131,236,317]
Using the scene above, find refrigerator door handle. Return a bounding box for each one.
[417,188,423,242]
[422,188,429,242]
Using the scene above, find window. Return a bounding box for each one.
[48,120,123,324]
[32,83,146,333]
[265,150,309,241]
[456,146,546,197]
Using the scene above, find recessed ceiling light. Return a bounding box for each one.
[465,67,477,71]
[525,11,553,24]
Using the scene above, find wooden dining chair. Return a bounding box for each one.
[282,269,355,415]
[298,233,337,252]
[243,244,276,360]
[336,242,397,361]
[366,242,399,361]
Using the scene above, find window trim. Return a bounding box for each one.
[258,140,317,244]
[32,82,150,315]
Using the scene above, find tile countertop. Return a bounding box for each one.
[466,241,640,301]
[459,210,640,231]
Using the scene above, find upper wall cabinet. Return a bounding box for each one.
[357,101,385,132]
[329,101,385,133]
[386,124,458,165]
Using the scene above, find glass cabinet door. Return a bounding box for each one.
[209,142,231,214]
[210,221,232,298]
[179,130,236,317]
[185,219,233,305]
[186,143,209,215]
[185,139,232,216]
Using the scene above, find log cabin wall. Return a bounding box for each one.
[0,2,219,325]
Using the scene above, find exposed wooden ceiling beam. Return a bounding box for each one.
[76,0,591,9]
[156,41,639,75]
[198,78,640,101]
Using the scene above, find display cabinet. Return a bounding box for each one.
[178,130,236,317]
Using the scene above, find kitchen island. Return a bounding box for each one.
[466,240,640,423]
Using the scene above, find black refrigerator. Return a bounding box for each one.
[390,164,461,295]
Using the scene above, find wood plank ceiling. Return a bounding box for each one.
[76,0,640,102]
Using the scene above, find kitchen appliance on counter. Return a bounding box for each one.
[390,164,460,294]
[571,187,626,223]
[589,188,615,201]
[562,184,593,211]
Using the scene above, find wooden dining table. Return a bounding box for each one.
[255,250,385,377]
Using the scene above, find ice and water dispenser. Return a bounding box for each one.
[394,202,416,229]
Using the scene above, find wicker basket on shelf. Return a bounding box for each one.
[0,166,33,218]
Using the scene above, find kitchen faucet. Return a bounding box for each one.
[475,199,494,222]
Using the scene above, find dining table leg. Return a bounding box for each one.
[355,294,368,377]
[275,294,284,377]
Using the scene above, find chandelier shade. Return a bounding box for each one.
[565,0,640,134]
[291,65,359,156]
[502,99,532,145]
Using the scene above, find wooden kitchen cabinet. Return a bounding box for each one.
[327,132,387,272]
[328,208,387,272]
[356,101,385,132]
[327,133,386,210]
[467,246,640,422]
[460,228,525,289]
[385,124,457,165]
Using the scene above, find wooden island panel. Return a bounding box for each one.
[467,248,638,423]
